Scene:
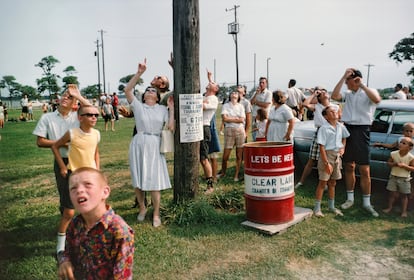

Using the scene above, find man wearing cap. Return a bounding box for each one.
[331,68,381,217]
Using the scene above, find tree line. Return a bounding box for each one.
[1,33,413,103]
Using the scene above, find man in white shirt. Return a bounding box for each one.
[286,79,306,120]
[250,77,272,141]
[390,83,407,100]
[331,68,381,217]
[203,70,219,193]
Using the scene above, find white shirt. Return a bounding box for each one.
[221,102,245,129]
[203,95,218,126]
[390,90,407,100]
[32,110,79,157]
[341,88,378,125]
[251,89,272,118]
[286,87,306,108]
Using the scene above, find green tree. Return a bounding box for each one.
[118,74,143,93]
[389,32,414,86]
[20,85,39,100]
[81,85,100,99]
[62,66,79,87]
[35,56,61,98]
[0,75,21,99]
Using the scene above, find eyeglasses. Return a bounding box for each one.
[81,113,99,118]
[146,88,157,93]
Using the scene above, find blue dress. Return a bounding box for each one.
[209,113,221,154]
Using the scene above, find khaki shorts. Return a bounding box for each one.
[224,127,245,149]
[317,150,342,181]
[386,175,411,194]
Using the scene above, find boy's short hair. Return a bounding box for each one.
[78,105,98,115]
[322,105,333,116]
[69,167,108,185]
[403,137,414,147]
[403,122,414,131]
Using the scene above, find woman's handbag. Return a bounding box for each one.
[160,128,174,153]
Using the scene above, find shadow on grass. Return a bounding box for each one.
[0,214,58,261]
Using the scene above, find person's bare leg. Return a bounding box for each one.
[234,147,243,180]
[297,158,315,185]
[383,191,397,213]
[135,188,147,217]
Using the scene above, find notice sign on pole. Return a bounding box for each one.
[179,93,203,143]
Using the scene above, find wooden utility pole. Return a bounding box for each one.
[172,0,200,202]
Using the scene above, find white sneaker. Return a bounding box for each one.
[137,209,147,222]
[341,200,354,210]
[294,182,303,189]
[364,205,379,217]
[329,208,344,217]
[153,216,162,227]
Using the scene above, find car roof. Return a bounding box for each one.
[377,100,414,111]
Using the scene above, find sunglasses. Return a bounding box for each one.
[81,113,99,118]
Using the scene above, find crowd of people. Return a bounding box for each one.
[26,62,413,278]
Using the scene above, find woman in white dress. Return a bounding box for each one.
[266,90,295,142]
[124,59,174,227]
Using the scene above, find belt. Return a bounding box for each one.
[344,124,370,128]
[137,131,160,136]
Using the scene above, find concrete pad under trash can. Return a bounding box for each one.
[241,207,313,235]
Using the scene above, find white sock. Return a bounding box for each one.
[346,191,354,202]
[314,200,321,212]
[362,195,371,207]
[328,199,335,209]
[57,232,66,253]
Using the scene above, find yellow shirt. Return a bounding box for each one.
[390,150,414,178]
[67,127,100,171]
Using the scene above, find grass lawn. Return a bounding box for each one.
[0,107,413,279]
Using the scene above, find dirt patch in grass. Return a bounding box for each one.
[287,244,414,279]
[186,250,252,279]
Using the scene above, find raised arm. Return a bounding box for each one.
[67,84,90,106]
[124,59,147,104]
[167,95,175,131]
[207,68,214,83]
[303,89,317,111]
[331,70,350,101]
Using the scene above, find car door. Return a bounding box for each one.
[370,109,393,182]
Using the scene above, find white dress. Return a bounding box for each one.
[129,98,171,191]
[267,104,294,142]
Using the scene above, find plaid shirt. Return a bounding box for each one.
[60,206,134,279]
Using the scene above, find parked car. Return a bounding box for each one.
[293,100,414,183]
[30,100,46,108]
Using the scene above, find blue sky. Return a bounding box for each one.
[0,0,413,97]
